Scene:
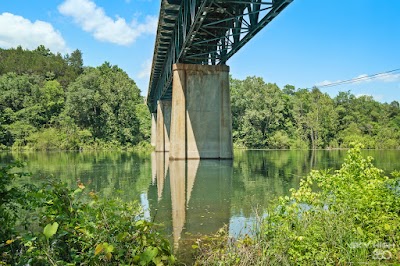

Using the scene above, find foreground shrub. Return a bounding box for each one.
[0,163,175,265]
[194,144,400,265]
[0,162,30,245]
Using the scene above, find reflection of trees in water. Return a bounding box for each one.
[233,150,333,217]
[232,150,307,217]
[230,149,400,217]
[0,151,153,202]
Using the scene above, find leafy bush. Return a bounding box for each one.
[194,144,400,265]
[0,162,30,243]
[0,163,175,265]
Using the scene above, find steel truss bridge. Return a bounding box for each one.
[147,0,293,112]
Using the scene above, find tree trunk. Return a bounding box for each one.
[310,128,315,150]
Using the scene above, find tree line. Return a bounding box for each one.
[1,46,399,150]
[231,76,400,149]
[0,46,150,150]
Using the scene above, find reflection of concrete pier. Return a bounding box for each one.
[155,152,169,201]
[169,160,186,248]
[183,160,232,236]
[150,153,233,250]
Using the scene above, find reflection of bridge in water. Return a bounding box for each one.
[149,152,233,251]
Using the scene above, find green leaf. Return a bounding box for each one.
[95,243,103,255]
[95,242,114,256]
[384,224,391,231]
[103,242,114,253]
[140,247,158,263]
[73,188,83,195]
[105,252,112,260]
[152,256,162,266]
[356,226,364,236]
[117,232,129,241]
[43,222,59,239]
[135,220,144,226]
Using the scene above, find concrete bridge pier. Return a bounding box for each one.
[169,63,233,160]
[150,113,157,147]
[155,100,171,152]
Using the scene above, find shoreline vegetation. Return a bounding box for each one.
[193,144,400,265]
[1,145,399,265]
[0,161,175,265]
[1,46,400,152]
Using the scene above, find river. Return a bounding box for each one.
[1,149,399,259]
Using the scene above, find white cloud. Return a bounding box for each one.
[58,0,157,46]
[137,58,152,79]
[351,72,400,84]
[315,80,331,87]
[314,79,341,87]
[0,12,68,53]
[315,72,400,87]
[376,72,400,83]
[353,74,369,84]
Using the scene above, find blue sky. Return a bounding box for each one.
[1,0,399,103]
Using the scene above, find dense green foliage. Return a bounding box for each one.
[0,45,82,88]
[231,76,400,149]
[0,46,150,150]
[193,145,400,265]
[2,46,400,152]
[0,162,175,265]
[0,162,29,241]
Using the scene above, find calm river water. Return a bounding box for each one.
[1,149,399,256]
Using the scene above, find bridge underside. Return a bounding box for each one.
[148,0,293,112]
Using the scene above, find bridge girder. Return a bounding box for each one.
[147,0,293,112]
